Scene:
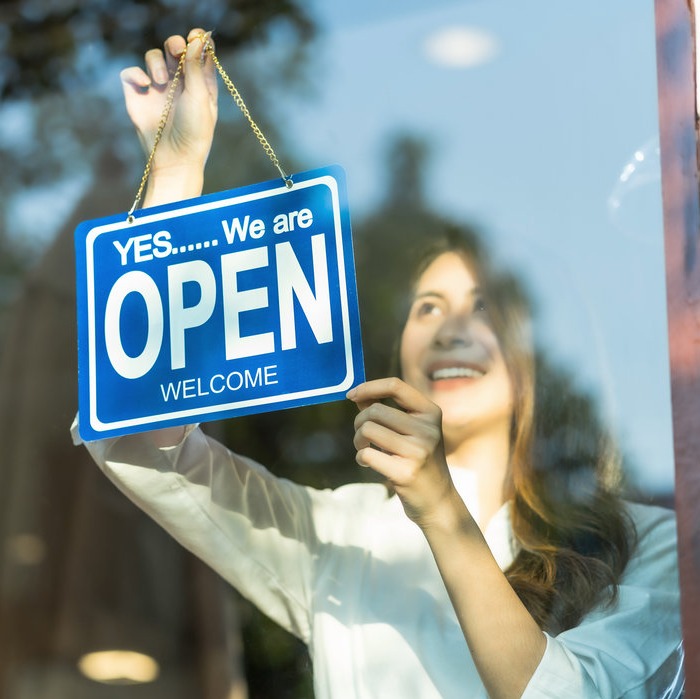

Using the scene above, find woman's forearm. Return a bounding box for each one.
[136,158,205,450]
[421,491,546,699]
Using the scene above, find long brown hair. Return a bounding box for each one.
[405,226,635,634]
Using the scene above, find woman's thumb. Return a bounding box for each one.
[183,30,214,97]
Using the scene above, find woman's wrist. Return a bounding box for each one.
[143,162,206,207]
[150,425,187,448]
[417,486,479,538]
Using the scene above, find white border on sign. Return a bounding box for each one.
[84,175,356,433]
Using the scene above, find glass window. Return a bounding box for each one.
[0,1,684,697]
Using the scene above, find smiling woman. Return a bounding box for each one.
[387,228,645,635]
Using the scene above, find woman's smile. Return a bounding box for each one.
[425,359,487,386]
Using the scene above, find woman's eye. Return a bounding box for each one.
[473,296,487,313]
[414,300,441,317]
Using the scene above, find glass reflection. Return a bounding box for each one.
[0,1,679,697]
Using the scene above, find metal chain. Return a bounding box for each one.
[205,42,293,189]
[127,49,187,222]
[127,34,292,223]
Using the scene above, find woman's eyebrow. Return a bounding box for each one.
[412,287,481,300]
[413,290,444,300]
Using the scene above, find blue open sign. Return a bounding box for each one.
[75,165,364,441]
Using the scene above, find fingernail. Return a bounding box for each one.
[346,388,357,400]
[202,32,213,53]
[189,30,212,45]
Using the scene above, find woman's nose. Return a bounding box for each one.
[433,312,474,349]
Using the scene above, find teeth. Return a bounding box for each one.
[431,366,484,380]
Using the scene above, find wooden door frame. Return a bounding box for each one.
[656,0,700,693]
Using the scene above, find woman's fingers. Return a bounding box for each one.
[353,400,420,435]
[119,29,218,180]
[353,413,431,460]
[355,443,415,477]
[120,66,151,90]
[144,48,169,86]
[182,32,217,101]
[187,27,214,49]
[139,30,214,90]
[348,379,442,450]
[347,379,454,523]
[163,34,187,74]
[348,377,438,416]
[121,29,215,90]
[349,379,444,483]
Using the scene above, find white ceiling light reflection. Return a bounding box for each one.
[78,650,159,685]
[608,136,662,241]
[5,533,46,565]
[424,26,499,68]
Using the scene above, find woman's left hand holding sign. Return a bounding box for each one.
[348,378,462,530]
[120,28,218,205]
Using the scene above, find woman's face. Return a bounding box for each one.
[400,251,514,445]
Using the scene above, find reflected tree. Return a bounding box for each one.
[354,134,485,380]
[0,2,317,698]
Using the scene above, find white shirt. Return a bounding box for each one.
[74,423,684,698]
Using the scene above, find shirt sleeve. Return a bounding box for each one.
[521,503,684,698]
[78,423,323,643]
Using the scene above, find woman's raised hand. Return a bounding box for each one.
[120,29,218,178]
[347,378,461,529]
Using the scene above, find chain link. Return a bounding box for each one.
[128,33,293,223]
[127,49,187,222]
[205,43,293,189]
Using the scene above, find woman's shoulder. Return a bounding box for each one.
[622,500,678,583]
[624,499,676,538]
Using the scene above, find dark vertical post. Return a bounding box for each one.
[656,0,700,693]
